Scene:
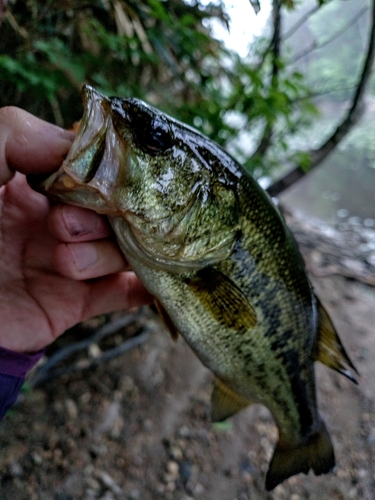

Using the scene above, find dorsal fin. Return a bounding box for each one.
[211,377,253,422]
[315,298,358,383]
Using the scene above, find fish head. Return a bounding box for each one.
[34,85,241,272]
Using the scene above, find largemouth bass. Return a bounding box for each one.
[33,85,357,490]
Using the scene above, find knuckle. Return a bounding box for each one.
[0,106,21,124]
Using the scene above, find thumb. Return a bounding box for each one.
[0,106,74,186]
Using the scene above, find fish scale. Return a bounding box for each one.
[32,84,358,491]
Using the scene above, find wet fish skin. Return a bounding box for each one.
[33,85,357,490]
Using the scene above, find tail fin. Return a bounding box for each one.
[265,419,335,491]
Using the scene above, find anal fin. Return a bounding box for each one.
[315,298,358,383]
[265,419,335,491]
[211,377,252,422]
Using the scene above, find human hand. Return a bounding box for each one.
[0,107,152,353]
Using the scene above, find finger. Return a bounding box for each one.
[48,204,111,242]
[0,106,74,185]
[83,272,153,319]
[53,240,129,280]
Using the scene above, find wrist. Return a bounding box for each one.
[0,346,44,378]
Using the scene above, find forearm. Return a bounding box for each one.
[0,346,44,420]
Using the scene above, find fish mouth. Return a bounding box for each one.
[30,85,121,207]
[65,85,109,182]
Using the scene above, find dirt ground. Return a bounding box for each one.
[0,225,375,500]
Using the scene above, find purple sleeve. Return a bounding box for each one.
[0,346,44,421]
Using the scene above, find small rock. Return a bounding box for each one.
[170,444,183,461]
[98,492,115,500]
[348,216,361,226]
[166,460,179,478]
[275,485,285,494]
[85,477,101,491]
[260,436,272,455]
[337,209,349,218]
[88,343,102,358]
[364,218,375,227]
[96,470,123,495]
[31,452,42,465]
[165,481,176,492]
[96,400,122,436]
[337,468,349,479]
[367,253,375,266]
[90,443,108,458]
[178,426,191,438]
[143,419,153,431]
[79,392,91,404]
[128,490,140,499]
[193,483,204,495]
[84,489,97,500]
[84,464,95,476]
[349,487,358,498]
[155,483,166,495]
[356,468,367,478]
[10,462,23,477]
[248,450,257,459]
[65,399,78,419]
[341,258,366,274]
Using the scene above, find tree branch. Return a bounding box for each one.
[252,0,282,157]
[267,0,375,198]
[283,4,320,41]
[0,0,7,27]
[291,6,369,65]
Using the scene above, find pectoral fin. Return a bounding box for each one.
[315,298,358,383]
[211,377,252,422]
[186,267,257,332]
[154,299,179,342]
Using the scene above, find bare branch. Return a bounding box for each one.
[30,329,151,386]
[297,84,357,102]
[29,310,152,387]
[291,6,369,64]
[283,4,321,41]
[252,0,282,157]
[267,0,375,198]
[255,0,282,72]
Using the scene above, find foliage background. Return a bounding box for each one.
[0,0,373,185]
[0,0,318,178]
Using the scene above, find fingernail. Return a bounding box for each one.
[63,206,100,237]
[62,129,76,142]
[71,244,98,271]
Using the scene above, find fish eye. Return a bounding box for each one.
[137,117,172,155]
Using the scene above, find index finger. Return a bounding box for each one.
[0,106,75,186]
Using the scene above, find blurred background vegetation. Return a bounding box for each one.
[1,0,374,388]
[0,0,374,188]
